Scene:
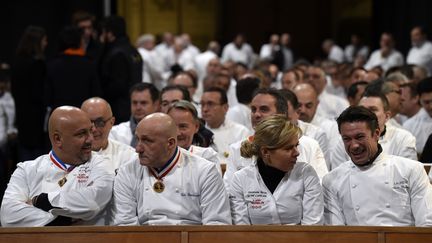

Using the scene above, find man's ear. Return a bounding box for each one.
[168,137,176,149]
[384,110,391,122]
[52,132,62,148]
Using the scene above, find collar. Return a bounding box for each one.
[155,147,179,173]
[50,150,75,172]
[380,126,387,138]
[355,144,383,168]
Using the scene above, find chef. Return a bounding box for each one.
[229,115,323,225]
[0,106,114,226]
[323,106,432,226]
[111,113,231,225]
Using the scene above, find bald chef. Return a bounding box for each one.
[111,113,231,225]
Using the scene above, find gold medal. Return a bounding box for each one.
[153,180,165,193]
[58,177,67,187]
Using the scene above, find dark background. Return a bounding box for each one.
[2,0,432,64]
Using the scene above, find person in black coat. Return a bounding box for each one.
[99,16,143,124]
[11,26,49,162]
[45,25,101,110]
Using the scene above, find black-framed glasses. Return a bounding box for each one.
[91,117,112,128]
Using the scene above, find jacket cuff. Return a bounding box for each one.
[33,193,54,212]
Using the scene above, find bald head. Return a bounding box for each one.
[138,112,177,139]
[81,97,115,151]
[48,106,93,164]
[135,112,178,168]
[49,106,90,140]
[293,83,318,100]
[81,97,113,115]
[293,83,319,123]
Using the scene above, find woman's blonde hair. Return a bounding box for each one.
[240,115,302,158]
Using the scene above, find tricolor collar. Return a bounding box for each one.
[154,147,180,174]
[49,150,75,172]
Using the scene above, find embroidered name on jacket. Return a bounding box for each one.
[246,191,268,209]
[77,165,91,184]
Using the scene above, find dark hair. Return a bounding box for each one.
[236,76,260,104]
[417,77,432,96]
[57,25,82,52]
[203,87,228,105]
[71,10,95,25]
[363,79,386,95]
[337,106,379,134]
[278,89,299,109]
[347,81,368,100]
[16,25,46,59]
[361,92,390,112]
[161,85,191,102]
[173,71,198,88]
[253,88,288,116]
[101,15,126,38]
[129,83,159,102]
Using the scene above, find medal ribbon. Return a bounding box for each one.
[149,148,181,181]
[49,150,75,172]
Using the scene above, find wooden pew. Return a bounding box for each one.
[1,225,432,243]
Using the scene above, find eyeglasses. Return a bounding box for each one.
[91,117,112,128]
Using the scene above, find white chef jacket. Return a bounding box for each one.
[226,103,253,131]
[0,92,17,148]
[0,153,114,227]
[94,138,137,225]
[229,161,323,225]
[207,119,251,164]
[403,108,432,154]
[259,44,279,60]
[328,45,345,63]
[112,147,232,225]
[298,120,329,162]
[97,138,137,174]
[137,47,165,90]
[344,45,369,63]
[310,114,339,151]
[330,125,417,170]
[316,90,349,120]
[224,135,328,188]
[323,152,432,226]
[221,42,254,68]
[364,49,404,72]
[109,121,133,147]
[407,41,432,75]
[162,48,195,73]
[188,145,222,175]
[194,50,217,80]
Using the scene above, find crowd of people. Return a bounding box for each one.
[0,10,432,227]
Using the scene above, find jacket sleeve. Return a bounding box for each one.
[228,172,251,225]
[409,162,432,226]
[0,164,54,227]
[322,174,346,225]
[301,165,324,225]
[397,132,418,161]
[48,158,114,221]
[329,137,350,171]
[200,163,232,225]
[111,164,140,225]
[305,138,328,181]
